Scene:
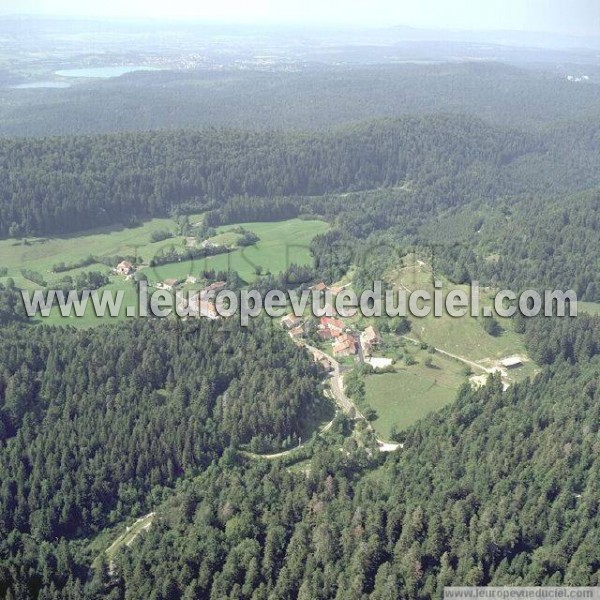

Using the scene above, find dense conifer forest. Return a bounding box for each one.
[1,114,599,299]
[1,311,598,599]
[0,115,542,237]
[1,49,599,600]
[2,63,600,136]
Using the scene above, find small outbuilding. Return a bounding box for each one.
[116,260,134,276]
[281,313,302,330]
[500,356,523,369]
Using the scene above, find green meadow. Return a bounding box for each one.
[0,215,190,290]
[386,262,529,364]
[364,347,468,438]
[358,258,542,439]
[1,217,328,328]
[580,301,600,316]
[146,219,328,284]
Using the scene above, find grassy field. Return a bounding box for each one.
[0,215,191,290]
[364,348,468,438]
[2,217,328,328]
[359,257,543,438]
[580,301,600,316]
[146,219,328,284]
[31,281,143,329]
[205,230,243,247]
[366,373,456,437]
[385,262,528,364]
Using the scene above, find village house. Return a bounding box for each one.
[115,260,134,276]
[289,326,304,340]
[332,333,358,357]
[319,316,346,337]
[187,293,220,319]
[160,279,180,291]
[281,313,302,330]
[311,282,327,293]
[204,281,227,294]
[198,300,219,320]
[317,328,334,341]
[360,325,382,357]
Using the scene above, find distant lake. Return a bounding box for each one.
[55,66,161,78]
[10,81,71,89]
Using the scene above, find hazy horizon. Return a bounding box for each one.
[3,0,599,37]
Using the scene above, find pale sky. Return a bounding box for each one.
[4,0,600,36]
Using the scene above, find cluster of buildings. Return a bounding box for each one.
[116,260,181,291]
[115,254,231,310]
[281,313,304,339]
[317,318,382,358]
[360,326,382,357]
[566,74,590,83]
[316,317,356,357]
[281,309,382,360]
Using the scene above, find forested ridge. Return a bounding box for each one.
[0,318,326,597]
[0,56,599,599]
[425,189,600,301]
[1,314,597,598]
[95,315,600,599]
[1,111,598,300]
[2,63,600,136]
[2,114,599,238]
[113,360,600,599]
[0,115,523,236]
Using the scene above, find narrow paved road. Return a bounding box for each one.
[243,341,402,459]
[301,342,401,452]
[302,343,363,418]
[239,418,335,460]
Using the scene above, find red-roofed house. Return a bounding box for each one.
[333,333,357,357]
[318,328,333,341]
[320,317,345,337]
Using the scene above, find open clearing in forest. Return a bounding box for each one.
[91,512,156,570]
[1,217,327,327]
[360,258,540,438]
[365,371,456,437]
[385,260,531,364]
[146,219,328,283]
[0,214,197,290]
[364,346,467,438]
[580,302,600,316]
